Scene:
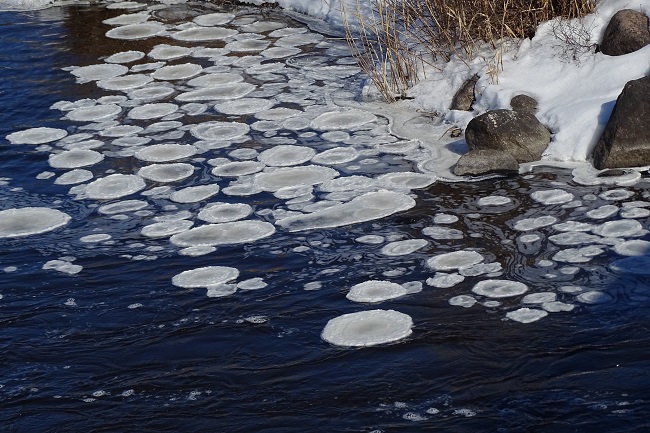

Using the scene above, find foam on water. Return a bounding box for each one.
[346,280,408,303]
[321,309,413,347]
[277,191,416,232]
[170,220,276,247]
[0,207,71,238]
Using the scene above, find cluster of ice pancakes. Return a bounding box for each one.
[4,2,650,347]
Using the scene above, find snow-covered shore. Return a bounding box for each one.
[3,0,649,171]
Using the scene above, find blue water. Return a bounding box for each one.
[1,4,650,433]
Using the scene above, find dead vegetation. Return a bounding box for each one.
[341,0,595,101]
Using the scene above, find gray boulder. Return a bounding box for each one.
[510,94,538,113]
[450,75,479,111]
[464,109,551,163]
[453,149,519,176]
[592,76,650,169]
[600,9,650,56]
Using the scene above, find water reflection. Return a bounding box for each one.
[0,2,650,433]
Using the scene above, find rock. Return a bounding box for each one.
[592,76,650,169]
[600,9,650,56]
[464,109,551,163]
[510,94,538,113]
[453,149,519,176]
[450,74,478,111]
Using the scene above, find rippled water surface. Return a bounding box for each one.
[1,3,650,432]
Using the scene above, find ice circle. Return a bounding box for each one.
[171,27,237,41]
[311,147,359,165]
[212,161,265,177]
[105,22,166,40]
[531,189,574,205]
[311,109,377,131]
[426,251,484,271]
[48,149,104,169]
[172,266,239,288]
[193,12,235,26]
[170,185,220,204]
[128,103,178,120]
[148,44,193,60]
[138,163,195,183]
[346,280,408,303]
[170,220,276,247]
[105,50,144,63]
[141,219,194,238]
[592,220,645,238]
[71,63,128,81]
[188,72,243,87]
[477,195,512,206]
[190,121,250,141]
[471,279,529,298]
[277,191,416,232]
[321,309,413,347]
[67,104,122,122]
[613,240,650,256]
[198,202,253,223]
[377,172,437,190]
[448,295,477,308]
[506,308,548,323]
[134,144,196,162]
[97,74,153,91]
[152,63,203,81]
[381,239,428,256]
[254,165,339,191]
[85,174,146,200]
[214,97,274,115]
[0,207,71,238]
[513,216,557,231]
[6,127,67,144]
[258,145,316,167]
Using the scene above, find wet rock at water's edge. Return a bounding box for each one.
[592,75,650,169]
[464,109,551,164]
[600,9,650,56]
[450,74,479,111]
[510,94,538,113]
[453,149,519,176]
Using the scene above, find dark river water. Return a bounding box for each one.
[1,2,650,432]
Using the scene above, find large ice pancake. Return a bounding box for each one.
[276,191,416,232]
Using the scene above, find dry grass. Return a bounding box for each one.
[342,0,595,101]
